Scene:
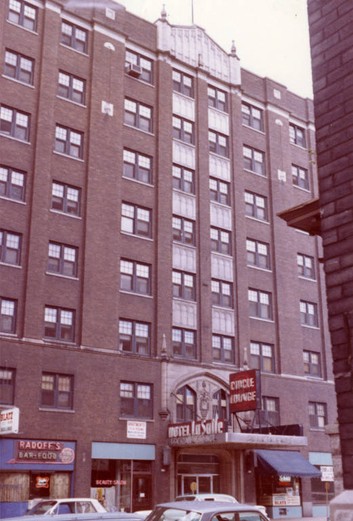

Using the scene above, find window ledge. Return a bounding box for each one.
[0,262,22,269]
[0,195,26,205]
[50,209,82,220]
[249,316,274,323]
[119,417,154,422]
[56,95,86,108]
[45,271,79,281]
[119,290,153,299]
[39,407,75,413]
[2,75,35,88]
[243,168,267,178]
[247,264,272,273]
[53,151,84,162]
[123,123,154,137]
[60,43,89,57]
[121,231,153,242]
[0,134,30,145]
[6,20,38,35]
[245,215,270,225]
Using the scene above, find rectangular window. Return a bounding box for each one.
[41,373,73,409]
[0,165,26,202]
[292,164,309,190]
[250,341,274,372]
[123,149,152,184]
[309,401,327,429]
[54,125,83,159]
[120,259,151,295]
[172,328,196,359]
[0,298,17,334]
[44,306,75,342]
[209,130,229,157]
[51,181,81,216]
[0,230,21,265]
[211,280,233,308]
[172,164,195,194]
[47,242,78,277]
[241,103,264,131]
[244,191,268,222]
[172,216,195,245]
[172,270,195,301]
[210,227,231,255]
[173,116,194,144]
[0,368,15,404]
[4,49,34,85]
[261,396,280,426]
[246,238,270,269]
[61,20,88,53]
[58,71,85,104]
[121,203,152,238]
[297,253,315,279]
[125,49,153,83]
[248,289,273,320]
[8,0,37,31]
[290,123,306,147]
[119,319,150,356]
[304,350,321,377]
[120,382,153,419]
[300,300,319,327]
[172,70,194,97]
[0,105,30,141]
[212,335,234,363]
[124,99,152,133]
[243,145,265,175]
[209,177,230,205]
[208,86,228,112]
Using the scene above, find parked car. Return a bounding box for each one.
[25,498,106,515]
[1,511,144,521]
[143,501,269,521]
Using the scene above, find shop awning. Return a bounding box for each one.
[256,450,321,478]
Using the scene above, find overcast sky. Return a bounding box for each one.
[118,0,313,99]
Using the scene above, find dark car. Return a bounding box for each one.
[144,501,269,521]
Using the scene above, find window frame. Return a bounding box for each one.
[44,306,75,343]
[0,229,22,266]
[212,334,234,363]
[292,164,310,190]
[208,86,228,112]
[243,145,266,176]
[303,350,322,378]
[250,341,275,372]
[124,99,153,133]
[176,385,196,422]
[123,149,152,184]
[172,270,196,301]
[57,71,86,105]
[40,372,74,410]
[60,20,88,54]
[211,279,233,308]
[261,396,280,426]
[4,49,34,85]
[241,102,264,131]
[125,49,153,84]
[212,389,229,421]
[300,300,319,327]
[120,381,153,419]
[244,191,268,222]
[289,123,307,148]
[172,115,194,144]
[47,242,78,278]
[209,177,231,205]
[172,69,194,98]
[208,130,229,157]
[297,253,315,279]
[121,202,152,238]
[119,319,151,356]
[172,327,197,359]
[54,125,84,159]
[210,227,231,255]
[172,164,195,194]
[0,297,17,334]
[51,181,81,216]
[8,0,37,31]
[309,401,327,429]
[120,259,151,296]
[0,105,30,142]
[246,238,271,270]
[0,165,26,202]
[172,215,195,246]
[248,288,273,320]
[0,367,16,405]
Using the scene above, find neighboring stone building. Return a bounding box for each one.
[0,0,336,518]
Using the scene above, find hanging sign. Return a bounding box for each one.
[229,369,261,413]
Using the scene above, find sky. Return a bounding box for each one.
[118,0,313,99]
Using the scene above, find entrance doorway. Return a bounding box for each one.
[176,454,220,496]
[178,474,220,495]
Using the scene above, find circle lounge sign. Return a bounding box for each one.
[229,369,261,413]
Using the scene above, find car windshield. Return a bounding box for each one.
[27,501,57,515]
[147,507,202,521]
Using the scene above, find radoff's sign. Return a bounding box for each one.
[168,419,227,445]
[229,369,261,413]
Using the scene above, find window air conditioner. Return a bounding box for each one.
[126,63,142,78]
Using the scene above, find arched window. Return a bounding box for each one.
[176,385,196,422]
[212,389,229,422]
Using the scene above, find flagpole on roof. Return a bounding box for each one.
[191,0,194,24]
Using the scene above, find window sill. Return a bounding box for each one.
[119,290,153,299]
[0,134,30,145]
[2,75,35,88]
[0,195,26,205]
[245,215,270,225]
[243,167,266,178]
[53,151,84,162]
[50,209,82,220]
[60,43,89,57]
[242,123,265,135]
[39,407,75,413]
[249,316,274,323]
[56,95,86,108]
[247,264,272,273]
[123,123,154,136]
[46,271,79,281]
[301,324,320,330]
[0,262,22,269]
[121,231,153,242]
[119,417,154,422]
[6,20,38,35]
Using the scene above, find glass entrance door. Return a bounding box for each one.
[178,474,219,495]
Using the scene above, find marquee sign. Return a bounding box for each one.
[168,419,227,446]
[229,369,261,413]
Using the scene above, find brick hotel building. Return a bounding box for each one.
[0,0,337,518]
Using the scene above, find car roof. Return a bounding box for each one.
[155,501,263,514]
[2,512,144,521]
[176,495,236,502]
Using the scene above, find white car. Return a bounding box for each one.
[26,498,106,515]
[174,494,269,519]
